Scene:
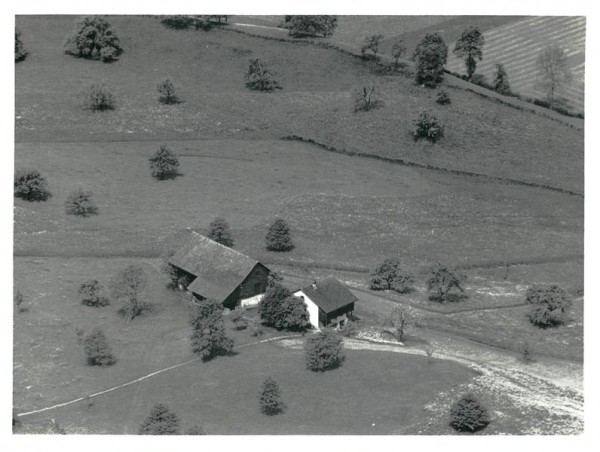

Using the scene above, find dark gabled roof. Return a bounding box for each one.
[298,276,358,314]
[168,231,262,303]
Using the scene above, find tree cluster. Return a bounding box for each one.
[258,284,310,331]
[190,298,234,360]
[64,16,123,62]
[286,16,337,38]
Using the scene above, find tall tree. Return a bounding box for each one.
[413,33,448,88]
[208,216,234,247]
[537,45,572,108]
[111,265,149,322]
[453,26,485,81]
[190,298,234,360]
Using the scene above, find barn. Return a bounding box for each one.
[293,277,357,329]
[168,231,270,309]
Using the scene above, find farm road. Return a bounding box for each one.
[277,334,584,434]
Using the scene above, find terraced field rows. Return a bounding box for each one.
[446,16,586,113]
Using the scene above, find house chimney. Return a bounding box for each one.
[312,280,317,290]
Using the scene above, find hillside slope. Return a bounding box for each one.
[15,15,583,193]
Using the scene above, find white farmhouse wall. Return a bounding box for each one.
[293,290,320,329]
[240,293,264,308]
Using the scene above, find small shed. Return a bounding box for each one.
[168,231,270,309]
[293,277,357,329]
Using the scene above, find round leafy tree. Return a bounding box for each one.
[259,376,284,415]
[369,258,415,293]
[449,394,490,433]
[265,218,294,252]
[65,188,98,217]
[208,216,234,247]
[78,280,110,307]
[149,144,180,180]
[14,169,51,201]
[64,16,123,62]
[426,264,465,303]
[305,330,344,372]
[83,328,116,366]
[526,285,571,328]
[138,404,180,435]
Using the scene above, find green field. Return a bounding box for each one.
[14,15,584,435]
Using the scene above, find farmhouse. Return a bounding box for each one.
[294,277,357,329]
[168,231,270,309]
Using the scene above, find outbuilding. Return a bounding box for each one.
[293,276,357,329]
[168,231,270,309]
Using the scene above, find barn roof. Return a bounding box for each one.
[169,231,262,303]
[298,277,358,314]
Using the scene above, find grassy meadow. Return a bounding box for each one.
[14,15,584,434]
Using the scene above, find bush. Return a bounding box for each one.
[361,34,383,60]
[426,264,466,303]
[305,330,344,372]
[230,307,248,330]
[436,90,451,105]
[64,16,123,62]
[208,216,234,247]
[65,188,98,217]
[138,404,180,435]
[287,15,337,38]
[185,425,206,435]
[526,285,571,328]
[14,169,51,201]
[369,258,414,293]
[190,298,234,361]
[244,59,282,92]
[83,328,116,366]
[471,73,493,90]
[111,265,150,322]
[265,218,294,251]
[354,82,382,112]
[85,84,115,111]
[149,144,180,180]
[259,377,284,415]
[157,79,180,104]
[449,394,490,433]
[412,111,444,143]
[15,31,27,62]
[78,280,110,307]
[413,33,448,88]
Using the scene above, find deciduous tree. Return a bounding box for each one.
[453,26,485,81]
[305,330,344,372]
[537,45,572,107]
[391,39,406,69]
[526,285,571,328]
[361,34,383,60]
[14,169,51,202]
[385,305,422,342]
[426,264,465,303]
[244,59,282,92]
[413,33,448,88]
[493,63,511,95]
[78,280,110,307]
[287,15,337,38]
[369,258,415,293]
[65,188,98,217]
[208,216,234,247]
[64,16,123,62]
[111,265,149,322]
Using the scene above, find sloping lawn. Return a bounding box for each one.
[20,340,476,434]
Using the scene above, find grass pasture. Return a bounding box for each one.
[18,339,476,434]
[15,15,584,193]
